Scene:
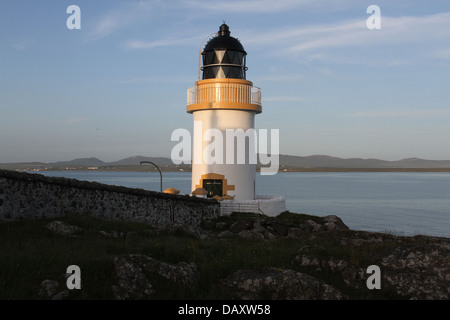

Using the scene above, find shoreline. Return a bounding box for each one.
[18,167,450,173]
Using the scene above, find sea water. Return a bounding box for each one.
[37,171,450,238]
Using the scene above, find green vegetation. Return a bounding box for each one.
[0,212,410,299]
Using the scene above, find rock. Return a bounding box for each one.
[238,229,266,241]
[39,279,61,298]
[51,290,70,300]
[112,254,200,299]
[253,221,278,240]
[156,224,209,240]
[98,230,126,238]
[215,222,228,229]
[305,219,323,232]
[218,230,235,238]
[221,268,346,300]
[46,220,82,236]
[287,226,310,238]
[113,256,155,300]
[380,242,450,300]
[268,220,290,236]
[295,255,320,268]
[292,235,450,299]
[293,246,366,289]
[229,220,253,234]
[128,254,199,287]
[323,215,349,231]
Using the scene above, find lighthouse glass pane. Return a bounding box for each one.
[203,52,215,65]
[216,67,226,78]
[231,51,240,65]
[221,66,231,77]
[223,51,234,64]
[214,50,226,64]
[202,68,215,79]
[235,52,244,65]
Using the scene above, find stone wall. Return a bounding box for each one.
[0,170,219,226]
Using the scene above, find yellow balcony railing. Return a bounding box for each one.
[187,82,261,106]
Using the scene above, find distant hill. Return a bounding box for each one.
[105,156,174,166]
[277,154,450,169]
[52,157,105,167]
[2,154,450,171]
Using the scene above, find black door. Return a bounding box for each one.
[203,179,223,198]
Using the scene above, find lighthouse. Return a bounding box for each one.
[187,23,261,201]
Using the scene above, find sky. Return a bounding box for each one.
[1,0,450,163]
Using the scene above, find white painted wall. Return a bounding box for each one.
[191,109,256,200]
[219,196,286,217]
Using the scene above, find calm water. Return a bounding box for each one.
[37,171,450,238]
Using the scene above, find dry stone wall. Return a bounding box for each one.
[0,170,219,226]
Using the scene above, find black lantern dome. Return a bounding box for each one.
[201,24,247,80]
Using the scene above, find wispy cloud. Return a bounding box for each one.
[12,39,33,51]
[123,35,201,50]
[346,109,450,118]
[264,96,316,102]
[433,48,450,60]
[65,117,88,124]
[253,74,305,82]
[184,0,312,13]
[114,76,191,84]
[243,11,450,64]
[88,1,157,40]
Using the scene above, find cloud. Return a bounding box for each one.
[184,0,312,13]
[433,48,450,60]
[89,1,157,40]
[114,76,191,84]
[264,96,314,102]
[12,39,33,51]
[243,11,450,64]
[253,74,305,82]
[65,117,88,123]
[346,109,450,118]
[122,35,201,50]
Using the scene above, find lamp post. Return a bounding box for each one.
[140,161,162,192]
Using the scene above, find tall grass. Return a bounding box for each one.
[0,213,405,299]
[0,214,306,299]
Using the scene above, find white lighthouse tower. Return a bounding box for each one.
[187,23,261,201]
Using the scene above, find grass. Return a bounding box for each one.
[0,212,408,299]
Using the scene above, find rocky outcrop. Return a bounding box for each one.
[112,254,199,300]
[293,233,450,300]
[34,213,449,300]
[112,256,156,300]
[203,214,349,241]
[38,279,63,299]
[46,220,83,236]
[38,273,74,300]
[379,236,450,300]
[221,268,346,300]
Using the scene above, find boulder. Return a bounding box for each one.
[221,268,346,300]
[380,241,450,300]
[46,220,82,236]
[229,220,253,234]
[38,279,61,299]
[112,254,199,299]
[113,256,155,300]
[238,229,266,241]
[323,215,349,231]
[218,230,235,238]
